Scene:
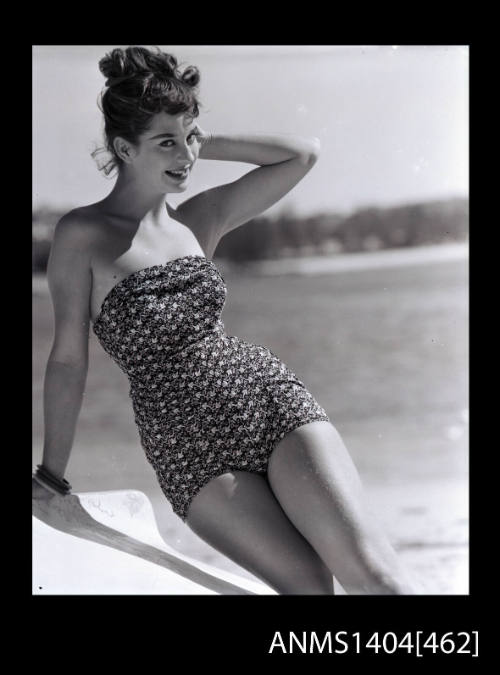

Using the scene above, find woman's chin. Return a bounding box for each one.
[162,177,189,192]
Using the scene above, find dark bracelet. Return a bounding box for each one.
[35,465,72,495]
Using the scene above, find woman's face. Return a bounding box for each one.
[131,111,200,194]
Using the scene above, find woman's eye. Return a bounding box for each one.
[160,133,198,148]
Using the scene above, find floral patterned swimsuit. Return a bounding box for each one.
[92,255,330,521]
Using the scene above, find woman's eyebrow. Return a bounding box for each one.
[150,127,197,140]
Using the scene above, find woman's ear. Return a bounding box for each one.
[113,136,137,163]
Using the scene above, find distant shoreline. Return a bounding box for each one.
[32,242,468,294]
[242,242,468,276]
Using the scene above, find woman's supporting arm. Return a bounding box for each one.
[40,359,88,479]
[37,212,93,481]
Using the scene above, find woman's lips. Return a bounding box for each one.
[165,168,190,180]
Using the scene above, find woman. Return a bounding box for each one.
[33,46,422,595]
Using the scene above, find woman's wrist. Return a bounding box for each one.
[33,464,72,495]
[33,473,60,496]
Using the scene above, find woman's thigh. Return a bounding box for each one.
[185,470,334,595]
[267,420,411,594]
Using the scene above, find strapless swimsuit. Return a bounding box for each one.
[92,255,330,521]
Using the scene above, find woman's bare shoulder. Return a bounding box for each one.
[57,204,105,233]
[173,188,220,226]
[170,189,223,255]
[53,205,107,255]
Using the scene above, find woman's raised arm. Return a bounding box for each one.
[178,130,320,243]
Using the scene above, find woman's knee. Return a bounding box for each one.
[276,557,334,595]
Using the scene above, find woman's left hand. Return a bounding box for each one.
[32,475,81,532]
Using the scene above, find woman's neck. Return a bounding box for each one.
[100,172,167,224]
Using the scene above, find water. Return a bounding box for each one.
[33,250,468,592]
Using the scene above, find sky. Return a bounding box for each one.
[33,45,468,217]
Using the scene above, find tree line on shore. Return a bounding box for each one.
[32,197,468,272]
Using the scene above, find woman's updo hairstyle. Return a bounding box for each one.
[92,46,201,176]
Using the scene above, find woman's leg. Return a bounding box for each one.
[267,420,421,594]
[186,470,334,594]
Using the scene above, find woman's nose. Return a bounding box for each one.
[178,143,195,163]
